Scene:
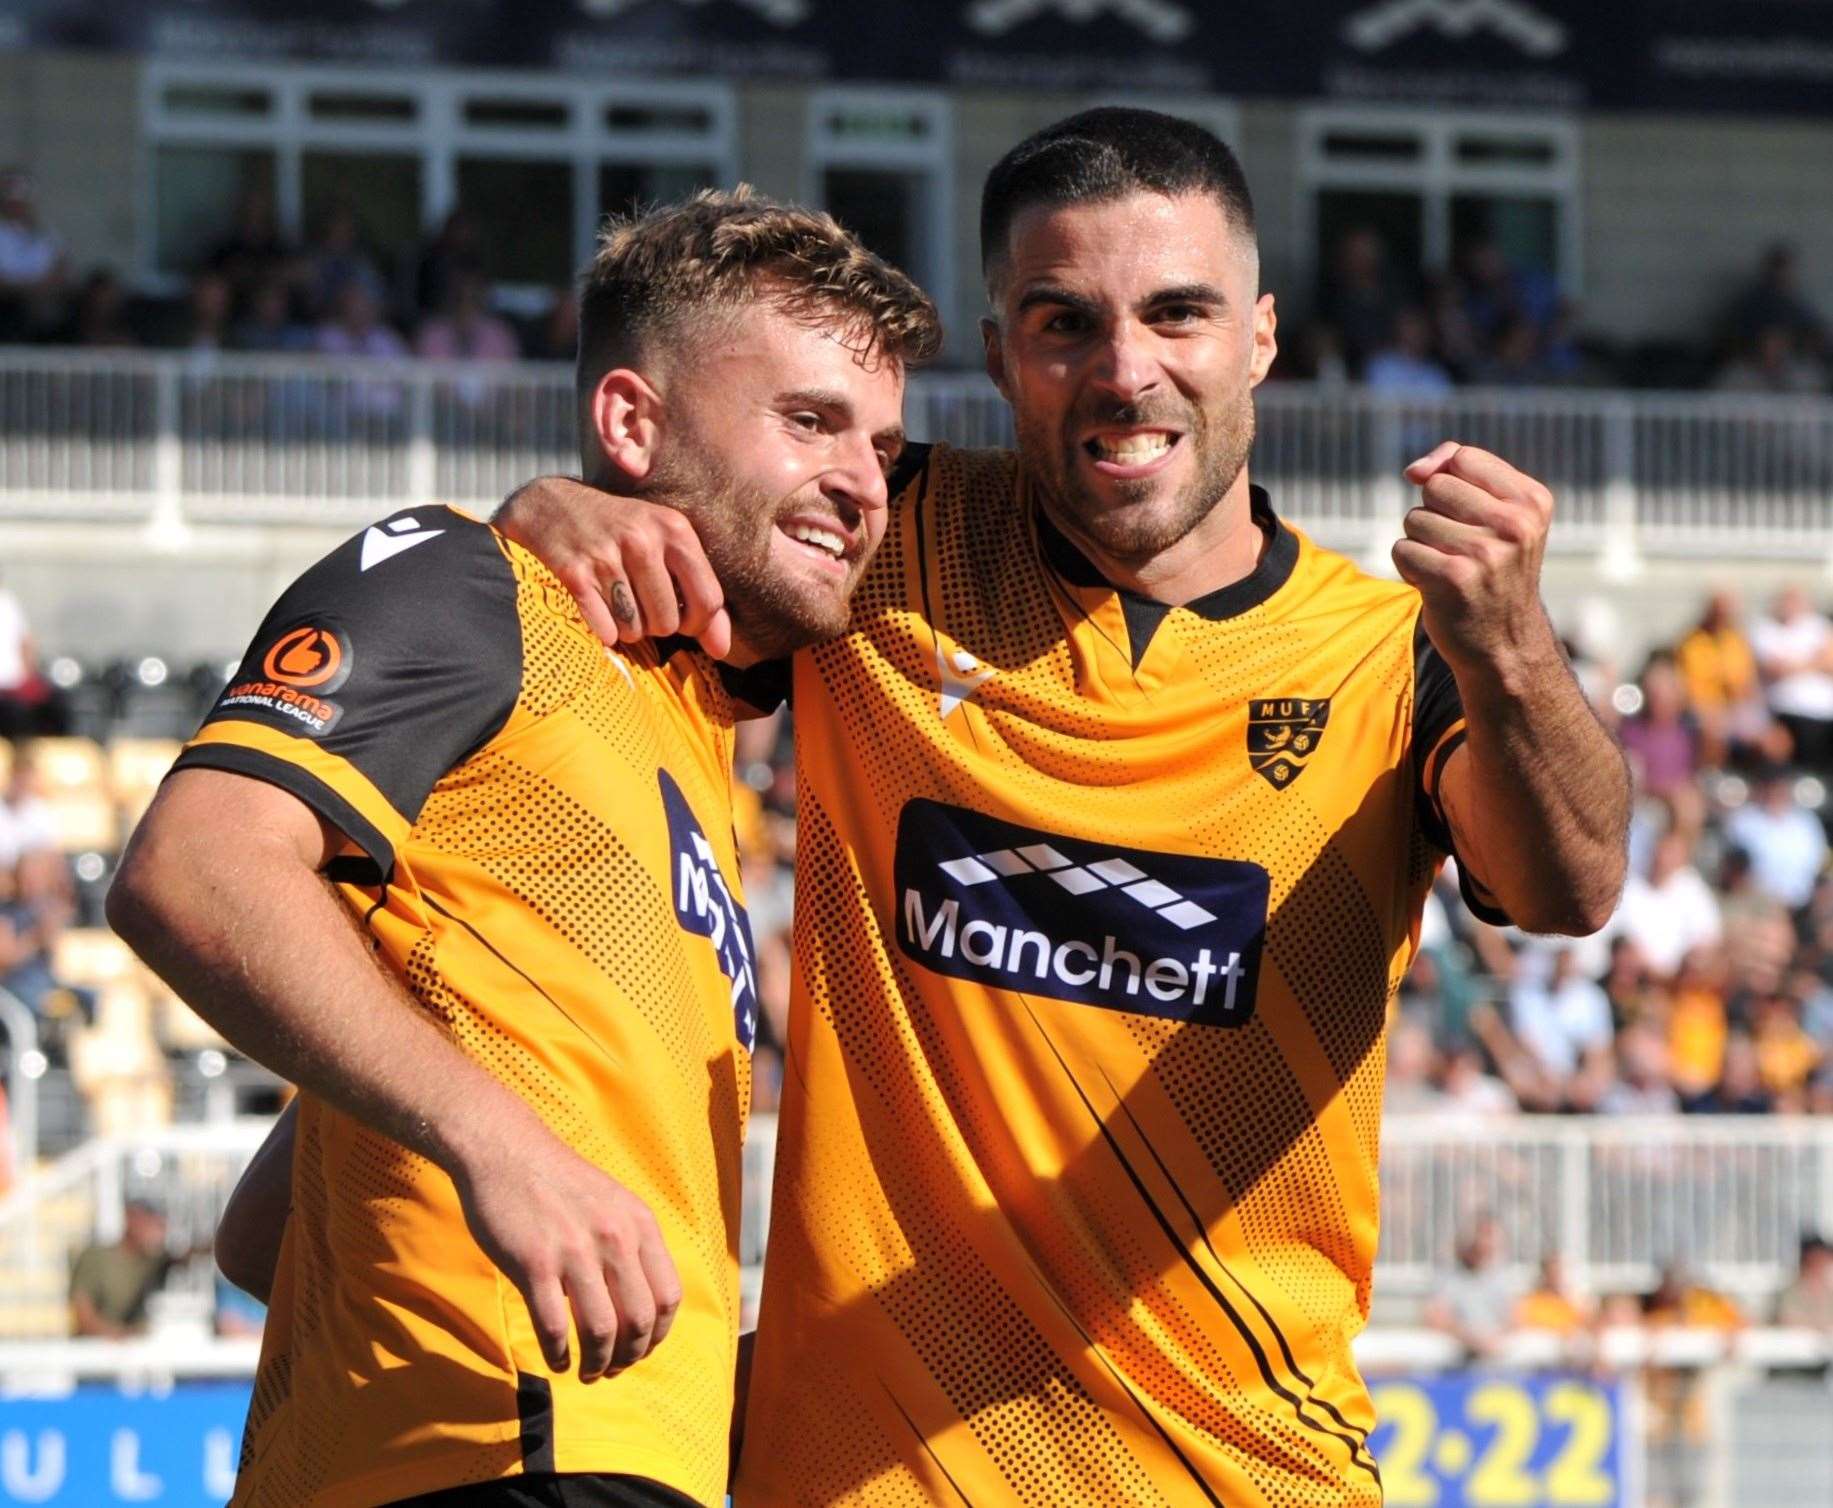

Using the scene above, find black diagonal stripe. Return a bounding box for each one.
[1019,1000,1379,1488]
[419,892,622,1068]
[880,1381,977,1507]
[1101,1068,1378,1470]
[1020,1253,1226,1508]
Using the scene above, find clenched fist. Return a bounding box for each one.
[1392,441,1559,676]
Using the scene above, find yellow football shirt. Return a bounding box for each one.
[735,444,1489,1508]
[176,507,755,1508]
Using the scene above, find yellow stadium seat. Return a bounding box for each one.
[44,794,118,853]
[110,738,182,830]
[0,739,13,788]
[22,737,107,798]
[52,928,137,991]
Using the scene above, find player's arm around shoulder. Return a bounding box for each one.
[1393,443,1629,935]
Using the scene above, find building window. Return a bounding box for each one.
[1299,107,1580,313]
[141,63,737,303]
[806,89,952,322]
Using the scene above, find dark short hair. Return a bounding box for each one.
[578,185,941,401]
[979,108,1256,292]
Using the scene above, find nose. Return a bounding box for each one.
[1090,317,1159,404]
[822,430,889,519]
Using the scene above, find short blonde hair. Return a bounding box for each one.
[577,186,942,394]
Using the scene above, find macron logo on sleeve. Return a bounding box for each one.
[360,515,446,572]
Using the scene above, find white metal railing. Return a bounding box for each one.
[4,348,1833,560]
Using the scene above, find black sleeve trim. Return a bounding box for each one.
[714,657,793,716]
[196,508,523,832]
[1411,620,1464,790]
[172,743,397,881]
[1415,726,1513,927]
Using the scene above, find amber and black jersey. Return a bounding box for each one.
[734,445,1497,1508]
[175,507,755,1508]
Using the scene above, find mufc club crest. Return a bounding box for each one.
[1247,698,1330,789]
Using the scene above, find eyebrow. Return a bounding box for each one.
[1145,282,1230,311]
[1014,281,1232,319]
[776,388,905,452]
[1015,284,1099,318]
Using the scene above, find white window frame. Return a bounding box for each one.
[804,87,954,328]
[140,61,738,305]
[1296,104,1582,300]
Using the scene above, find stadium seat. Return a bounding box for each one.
[26,736,107,796]
[52,927,137,991]
[109,737,182,828]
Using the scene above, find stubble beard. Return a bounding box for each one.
[647,445,852,661]
[1019,388,1256,567]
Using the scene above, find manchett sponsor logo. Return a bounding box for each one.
[894,798,1267,1027]
[660,769,760,1051]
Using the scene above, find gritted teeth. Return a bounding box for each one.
[785,521,846,557]
[1086,431,1177,462]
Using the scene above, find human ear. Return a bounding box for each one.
[589,368,665,479]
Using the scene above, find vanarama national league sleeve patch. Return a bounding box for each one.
[174,507,524,877]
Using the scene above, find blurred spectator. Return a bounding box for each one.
[1598,1021,1681,1114]
[0,586,69,741]
[1614,831,1721,979]
[531,286,581,363]
[1644,1262,1745,1333]
[1751,586,1833,768]
[1775,1233,1833,1331]
[0,167,68,341]
[1509,944,1612,1093]
[69,1199,175,1338]
[305,200,387,318]
[1675,591,1777,768]
[1642,1263,1744,1508]
[1714,323,1828,394]
[0,747,58,869]
[1689,1030,1773,1113]
[1424,1215,1516,1360]
[1723,767,1827,908]
[164,269,234,353]
[1383,1013,1445,1115]
[1667,948,1730,1102]
[1752,989,1822,1104]
[415,271,520,362]
[1320,226,1401,371]
[62,268,136,348]
[1471,316,1551,387]
[207,185,299,311]
[1514,1252,1592,1335]
[1619,655,1701,802]
[1724,243,1826,360]
[316,283,408,362]
[1438,1039,1519,1119]
[1,844,89,1050]
[415,206,486,318]
[230,276,312,354]
[1362,306,1452,397]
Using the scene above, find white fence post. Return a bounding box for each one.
[147,363,186,547]
[1601,396,1641,580]
[407,375,437,505]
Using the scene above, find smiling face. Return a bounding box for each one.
[983,190,1276,589]
[651,303,906,660]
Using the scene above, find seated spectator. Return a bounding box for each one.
[1644,1264,1744,1334]
[1666,947,1730,1101]
[1724,243,1826,361]
[1362,306,1452,397]
[162,268,234,354]
[0,168,68,341]
[1675,591,1777,768]
[1,847,89,1047]
[304,200,387,318]
[530,285,580,364]
[1714,323,1828,394]
[414,271,520,362]
[207,185,300,312]
[0,747,58,869]
[1383,1013,1445,1116]
[1775,1234,1833,1331]
[230,275,311,354]
[1619,655,1701,803]
[1509,943,1613,1092]
[1687,1029,1771,1113]
[1321,226,1401,372]
[0,575,68,740]
[316,282,406,362]
[1614,832,1722,980]
[414,206,485,319]
[1597,1021,1681,1114]
[1752,989,1822,1105]
[69,1199,176,1338]
[1752,586,1833,769]
[59,267,137,348]
[1514,1252,1592,1335]
[1424,1215,1516,1361]
[1471,316,1550,387]
[1724,767,1828,909]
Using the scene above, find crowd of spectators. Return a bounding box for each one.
[1286,227,1830,395]
[0,174,578,365]
[1391,584,1833,1122]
